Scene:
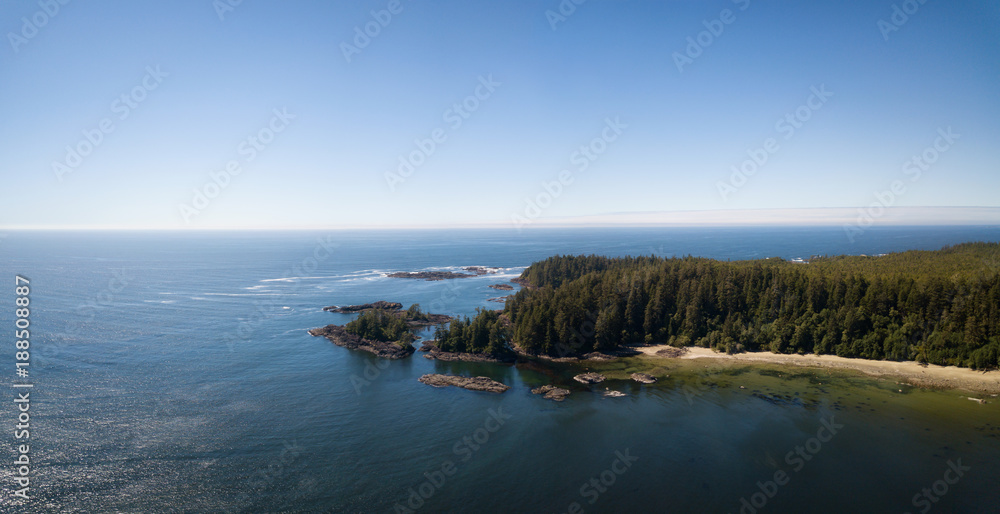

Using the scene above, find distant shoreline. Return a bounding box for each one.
[635,345,1000,396]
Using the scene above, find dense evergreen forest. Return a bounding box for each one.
[344,304,433,346]
[434,242,1000,369]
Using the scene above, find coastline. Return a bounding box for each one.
[635,345,1000,396]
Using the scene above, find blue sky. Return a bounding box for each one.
[1,0,998,229]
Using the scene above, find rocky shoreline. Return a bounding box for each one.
[308,325,414,360]
[419,343,516,363]
[489,283,515,291]
[418,374,510,393]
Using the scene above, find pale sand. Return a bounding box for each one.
[635,345,1000,395]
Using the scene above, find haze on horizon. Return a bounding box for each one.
[1,0,998,230]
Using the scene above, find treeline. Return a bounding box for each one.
[434,309,508,355]
[344,304,434,346]
[434,242,1000,369]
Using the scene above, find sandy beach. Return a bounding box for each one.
[636,345,1000,396]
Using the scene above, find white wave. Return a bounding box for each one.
[202,292,287,297]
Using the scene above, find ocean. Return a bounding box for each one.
[1,226,998,513]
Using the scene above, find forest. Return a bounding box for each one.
[343,304,434,346]
[433,242,1000,369]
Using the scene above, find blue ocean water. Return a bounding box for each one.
[1,226,998,513]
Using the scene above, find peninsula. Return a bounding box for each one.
[310,243,1000,394]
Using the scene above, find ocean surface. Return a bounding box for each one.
[1,226,999,513]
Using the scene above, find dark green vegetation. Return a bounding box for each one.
[344,304,436,346]
[433,309,508,356]
[435,242,1000,369]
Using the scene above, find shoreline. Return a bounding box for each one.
[634,345,1000,396]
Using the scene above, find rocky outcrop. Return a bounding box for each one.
[388,271,476,281]
[510,277,534,289]
[573,372,606,384]
[603,390,627,398]
[463,267,499,276]
[531,385,571,401]
[489,284,515,291]
[418,374,510,393]
[631,373,657,384]
[655,347,689,358]
[308,325,414,359]
[323,301,403,313]
[388,267,499,281]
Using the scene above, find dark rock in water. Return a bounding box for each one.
[308,325,414,360]
[489,283,515,291]
[388,268,498,281]
[323,301,403,313]
[487,296,511,303]
[751,392,816,408]
[631,373,657,384]
[388,271,476,281]
[574,372,606,384]
[418,374,510,393]
[603,390,627,398]
[532,385,571,401]
[463,266,499,276]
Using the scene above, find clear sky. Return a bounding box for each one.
[1,0,998,229]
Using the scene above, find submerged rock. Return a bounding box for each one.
[574,372,606,384]
[631,373,657,384]
[418,374,510,393]
[531,385,571,402]
[603,390,627,398]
